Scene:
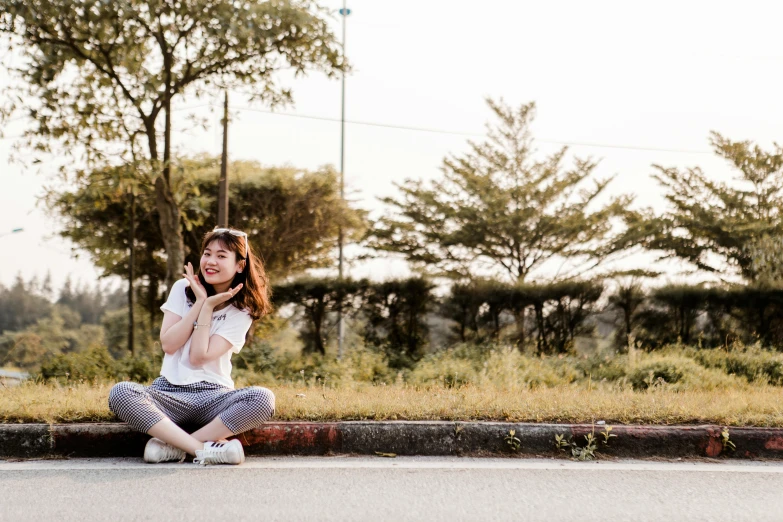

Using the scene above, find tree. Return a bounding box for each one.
[273,277,369,355]
[0,275,53,334]
[363,278,435,368]
[57,277,107,325]
[0,307,104,370]
[369,99,632,284]
[627,133,783,282]
[635,285,708,347]
[182,155,367,280]
[1,0,345,288]
[543,280,604,353]
[45,155,368,290]
[608,280,647,351]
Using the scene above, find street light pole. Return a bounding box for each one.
[337,1,350,361]
[0,228,23,238]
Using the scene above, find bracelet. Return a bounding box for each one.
[193,321,211,330]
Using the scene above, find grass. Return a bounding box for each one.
[3,380,783,427]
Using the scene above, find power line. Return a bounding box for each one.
[231,103,483,137]
[227,103,713,155]
[2,102,715,155]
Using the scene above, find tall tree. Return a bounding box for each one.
[44,155,368,292]
[0,275,53,334]
[627,133,783,282]
[368,99,632,283]
[0,0,344,288]
[182,155,368,280]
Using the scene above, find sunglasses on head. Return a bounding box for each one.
[212,227,249,259]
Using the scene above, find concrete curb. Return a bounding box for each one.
[2,422,783,459]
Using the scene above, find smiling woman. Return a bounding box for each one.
[107,227,275,466]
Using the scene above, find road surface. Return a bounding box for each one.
[1,456,781,521]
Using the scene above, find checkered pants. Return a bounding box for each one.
[108,376,276,434]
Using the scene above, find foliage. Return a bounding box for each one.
[363,278,436,368]
[628,359,689,390]
[0,274,54,334]
[440,279,604,354]
[504,429,521,452]
[692,345,783,386]
[626,353,740,391]
[369,98,632,283]
[1,0,345,286]
[555,426,616,461]
[636,284,708,346]
[273,277,370,355]
[627,133,783,281]
[0,307,104,370]
[39,344,159,383]
[720,427,736,453]
[44,156,368,293]
[607,280,647,351]
[540,280,604,353]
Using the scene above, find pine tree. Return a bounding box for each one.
[369,99,632,283]
[627,132,783,281]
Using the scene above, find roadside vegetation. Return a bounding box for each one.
[4,341,783,426]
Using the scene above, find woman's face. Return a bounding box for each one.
[200,239,243,287]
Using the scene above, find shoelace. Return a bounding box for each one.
[193,442,230,466]
[165,445,186,463]
[149,439,186,463]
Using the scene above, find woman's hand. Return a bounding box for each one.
[183,262,208,302]
[205,283,243,308]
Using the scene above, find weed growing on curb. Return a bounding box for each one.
[721,427,736,453]
[504,429,521,452]
[555,426,616,461]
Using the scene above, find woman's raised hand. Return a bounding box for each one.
[205,283,243,308]
[183,262,208,302]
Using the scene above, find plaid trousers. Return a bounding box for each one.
[109,376,275,434]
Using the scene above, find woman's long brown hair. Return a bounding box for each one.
[184,228,272,320]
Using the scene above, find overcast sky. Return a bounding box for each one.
[3,0,783,292]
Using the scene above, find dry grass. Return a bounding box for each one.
[3,380,783,426]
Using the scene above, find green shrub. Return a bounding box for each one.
[694,346,783,385]
[574,353,628,382]
[38,344,158,383]
[628,352,745,391]
[629,359,689,390]
[408,350,479,387]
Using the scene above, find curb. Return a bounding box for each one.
[2,422,783,459]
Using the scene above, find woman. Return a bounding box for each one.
[109,227,275,465]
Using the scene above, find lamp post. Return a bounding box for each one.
[337,1,351,361]
[0,228,23,238]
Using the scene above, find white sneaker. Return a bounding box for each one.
[144,437,186,463]
[193,439,245,466]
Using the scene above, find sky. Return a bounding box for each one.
[2,0,783,293]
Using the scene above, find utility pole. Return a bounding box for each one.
[218,90,229,227]
[337,1,351,361]
[128,189,135,356]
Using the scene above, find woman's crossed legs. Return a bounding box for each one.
[108,377,276,456]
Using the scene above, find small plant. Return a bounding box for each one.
[721,427,736,453]
[555,434,569,451]
[504,429,521,452]
[555,425,616,461]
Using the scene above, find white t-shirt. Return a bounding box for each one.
[159,278,253,389]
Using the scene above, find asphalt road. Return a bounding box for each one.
[1,457,782,521]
